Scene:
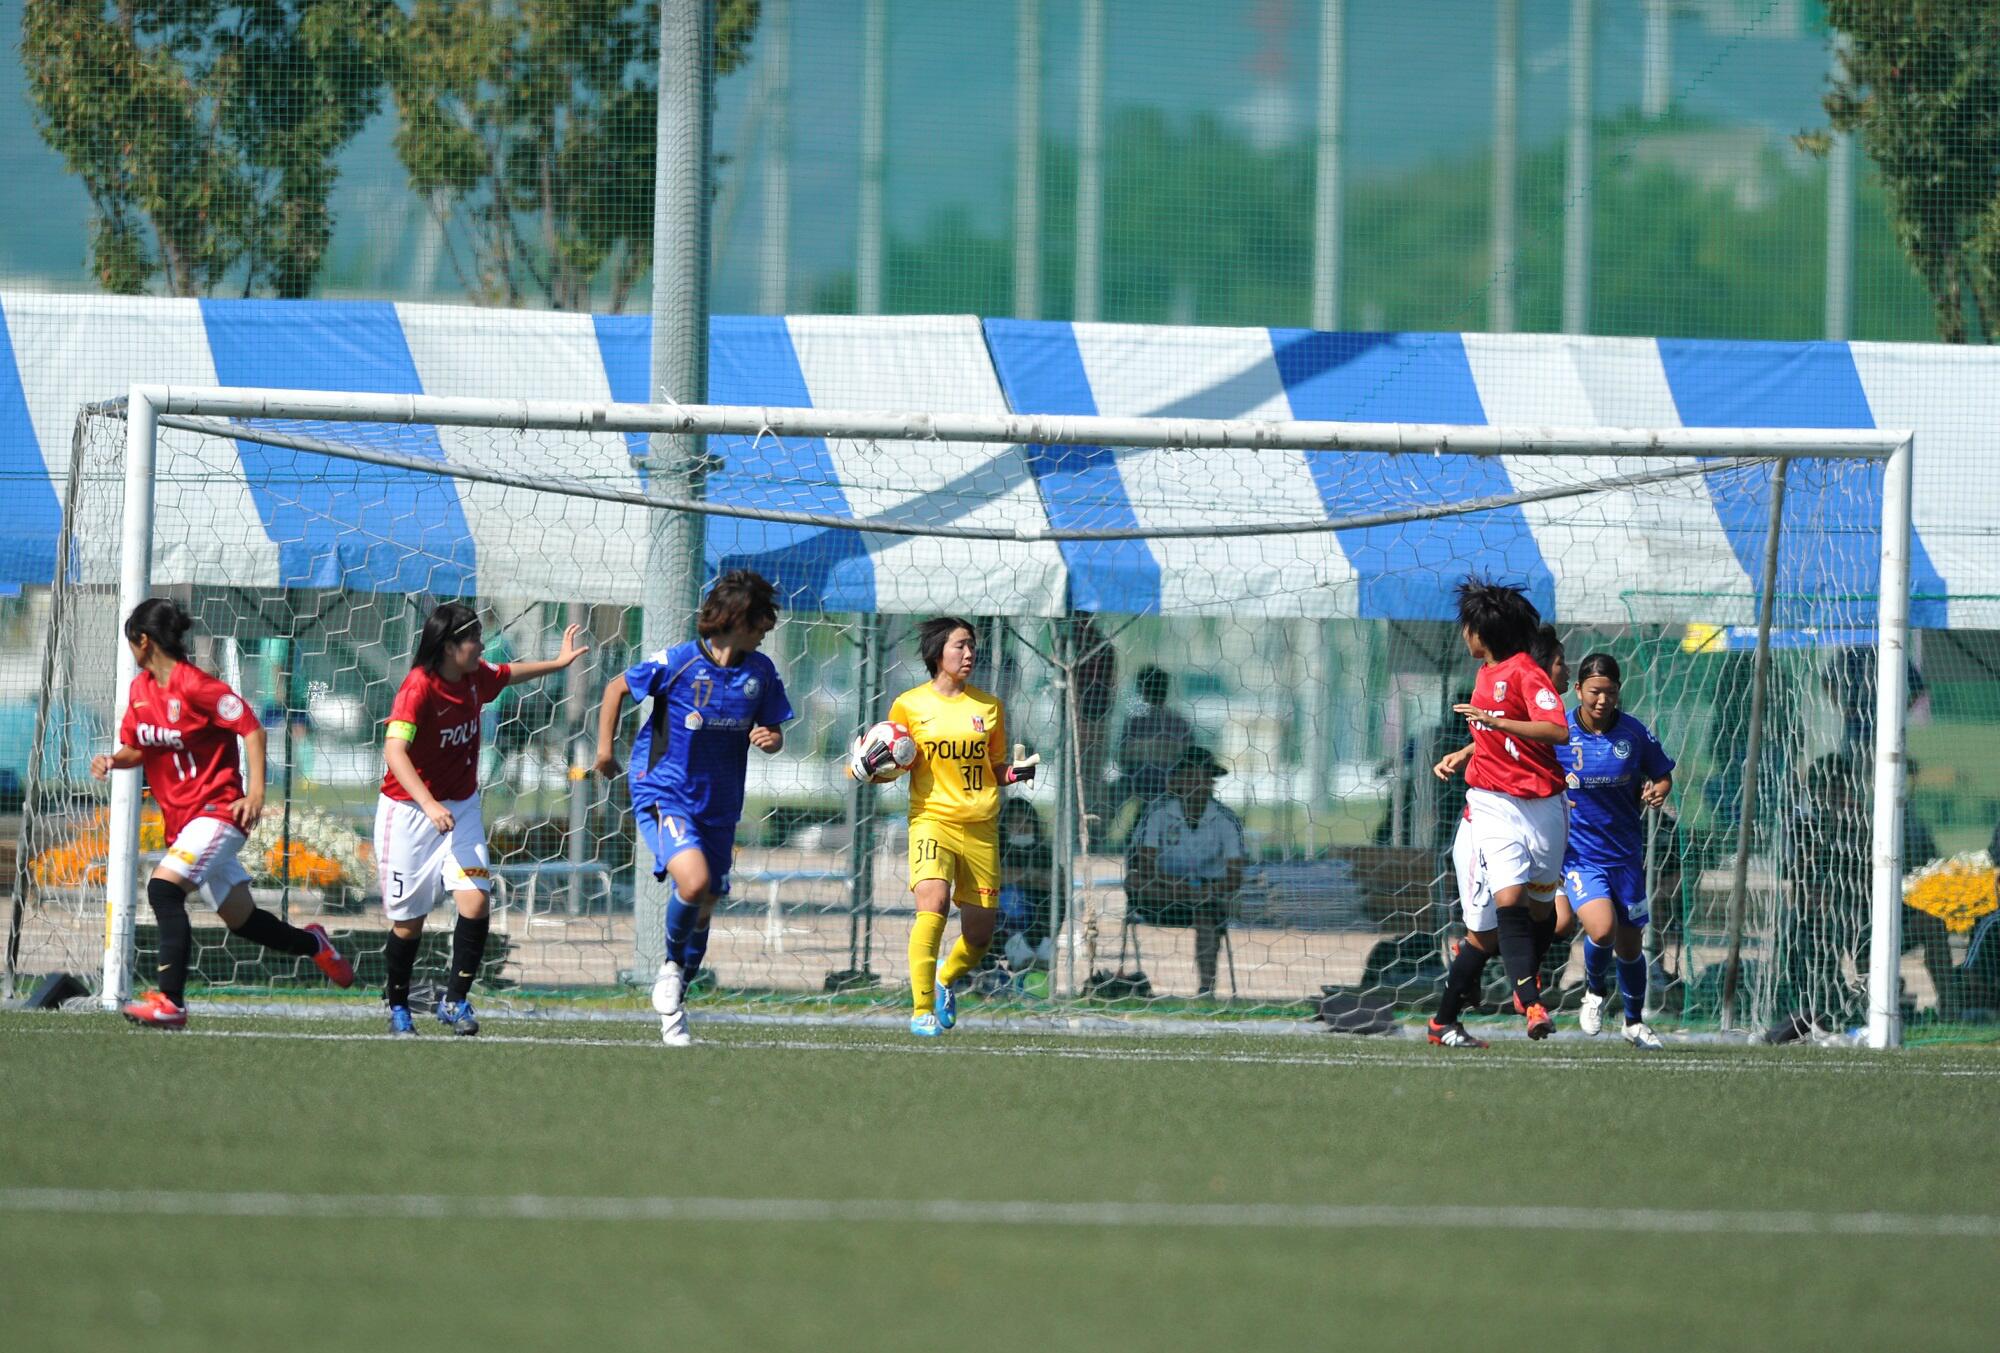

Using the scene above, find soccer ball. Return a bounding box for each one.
[849,720,917,783]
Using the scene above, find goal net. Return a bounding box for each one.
[8,388,1918,1044]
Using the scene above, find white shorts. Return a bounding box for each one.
[1463,787,1566,902]
[374,794,491,922]
[157,817,253,910]
[1452,816,1495,934]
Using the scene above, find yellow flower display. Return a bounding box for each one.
[29,804,167,887]
[1901,851,1999,934]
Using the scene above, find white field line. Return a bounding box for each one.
[8,1020,2000,1077]
[0,1187,1992,1239]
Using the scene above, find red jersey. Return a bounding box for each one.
[119,663,262,840]
[379,661,510,803]
[1464,651,1567,799]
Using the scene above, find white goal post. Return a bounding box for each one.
[85,384,1915,1047]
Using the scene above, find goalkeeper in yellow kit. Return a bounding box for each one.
[850,617,1038,1037]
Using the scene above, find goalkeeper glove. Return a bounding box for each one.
[1000,744,1040,785]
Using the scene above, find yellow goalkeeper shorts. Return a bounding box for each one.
[907,816,1000,908]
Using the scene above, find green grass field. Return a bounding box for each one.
[2,1012,1996,1352]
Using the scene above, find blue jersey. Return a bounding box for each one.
[625,641,792,824]
[1563,710,1675,869]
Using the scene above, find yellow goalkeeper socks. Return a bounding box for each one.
[909,911,947,1014]
[937,935,989,989]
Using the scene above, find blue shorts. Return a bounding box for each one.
[637,804,735,896]
[1563,860,1649,928]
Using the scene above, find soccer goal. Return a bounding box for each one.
[9,385,1918,1046]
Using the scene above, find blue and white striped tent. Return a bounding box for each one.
[2,294,1993,626]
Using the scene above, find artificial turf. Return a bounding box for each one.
[1,1012,1995,1351]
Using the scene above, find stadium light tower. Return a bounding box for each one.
[1311,0,1343,332]
[1015,0,1042,320]
[1490,0,1517,333]
[642,0,714,977]
[760,0,791,316]
[1563,0,1594,335]
[858,0,886,316]
[1075,0,1103,323]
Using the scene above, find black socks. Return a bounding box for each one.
[447,913,490,1002]
[1436,939,1491,1026]
[147,877,190,1007]
[232,906,319,957]
[383,930,421,1009]
[1496,905,1542,1009]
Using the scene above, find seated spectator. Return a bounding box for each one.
[1117,666,1194,821]
[994,796,1058,977]
[1128,746,1245,998]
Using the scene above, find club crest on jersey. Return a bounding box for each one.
[1493,680,1508,699]
[166,698,182,722]
[1534,688,1560,711]
[684,710,704,731]
[743,677,761,698]
[970,715,986,733]
[1613,738,1632,759]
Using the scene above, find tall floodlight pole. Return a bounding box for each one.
[1563,0,1594,335]
[1825,33,1854,342]
[760,0,791,315]
[1075,0,1103,323]
[1642,0,1670,120]
[640,0,714,977]
[1014,0,1042,319]
[1490,0,1518,333]
[1311,0,1343,332]
[858,0,886,315]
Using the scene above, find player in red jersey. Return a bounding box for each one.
[92,600,354,1028]
[1436,624,1576,998]
[375,601,587,1036]
[1426,580,1570,1046]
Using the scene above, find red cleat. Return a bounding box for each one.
[121,990,188,1029]
[1513,993,1555,1040]
[304,924,356,988]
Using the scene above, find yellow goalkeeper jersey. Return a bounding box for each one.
[887,681,1008,825]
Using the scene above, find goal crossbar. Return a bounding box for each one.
[116,385,1913,460]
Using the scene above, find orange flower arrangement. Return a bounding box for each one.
[1902,851,1999,935]
[29,805,166,888]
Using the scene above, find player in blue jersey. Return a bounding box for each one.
[1561,652,1674,1050]
[594,570,793,1046]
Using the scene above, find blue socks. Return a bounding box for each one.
[683,918,712,989]
[1616,954,1648,1025]
[664,892,713,990]
[1583,934,1612,996]
[665,893,699,968]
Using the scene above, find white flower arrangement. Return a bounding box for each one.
[243,808,370,894]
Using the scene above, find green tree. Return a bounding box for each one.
[21,1,395,296]
[813,108,1934,342]
[390,0,758,312]
[1822,0,2000,342]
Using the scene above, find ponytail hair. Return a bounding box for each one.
[1576,652,1622,686]
[124,598,193,662]
[413,602,482,673]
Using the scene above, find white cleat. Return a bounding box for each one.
[1621,1020,1664,1051]
[1578,989,1607,1036]
[661,1008,693,1047]
[651,960,684,1016]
